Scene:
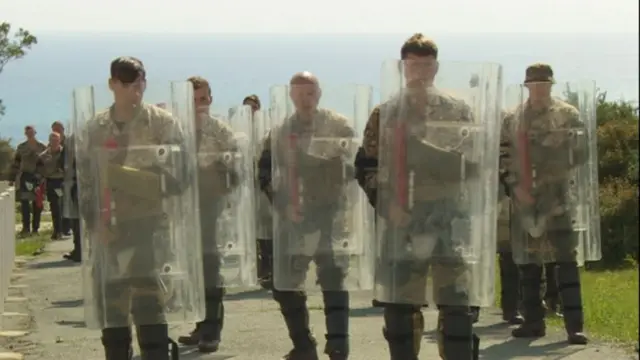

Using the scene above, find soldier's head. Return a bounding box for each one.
[469,74,480,88]
[289,72,321,116]
[24,125,36,140]
[49,132,62,149]
[108,56,146,105]
[51,121,64,136]
[243,94,261,115]
[188,76,213,115]
[401,34,439,87]
[524,63,554,100]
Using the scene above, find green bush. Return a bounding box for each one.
[594,95,639,266]
[0,137,14,181]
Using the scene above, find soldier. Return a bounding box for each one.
[258,72,359,360]
[245,94,275,288]
[357,33,501,360]
[51,120,72,236]
[9,125,46,237]
[61,131,81,262]
[74,56,203,360]
[501,63,599,345]
[36,132,65,240]
[243,94,261,115]
[177,76,238,353]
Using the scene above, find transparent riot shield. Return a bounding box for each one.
[269,84,375,292]
[373,60,502,307]
[503,81,601,266]
[62,121,79,220]
[196,105,256,287]
[73,82,205,330]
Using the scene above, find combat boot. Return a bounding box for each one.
[177,323,200,345]
[101,327,133,360]
[511,321,546,338]
[137,324,176,360]
[274,290,318,360]
[323,291,349,360]
[502,312,524,325]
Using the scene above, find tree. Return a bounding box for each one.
[0,22,38,118]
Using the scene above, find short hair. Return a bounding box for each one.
[110,56,146,84]
[24,125,34,132]
[51,121,64,129]
[187,76,212,96]
[400,33,438,60]
[242,94,261,109]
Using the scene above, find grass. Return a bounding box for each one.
[495,262,639,349]
[15,229,52,256]
[15,211,52,225]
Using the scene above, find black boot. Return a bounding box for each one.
[177,323,200,346]
[322,291,349,360]
[513,264,546,338]
[137,323,176,360]
[557,262,588,345]
[437,305,475,360]
[273,290,318,360]
[198,288,224,353]
[383,304,422,360]
[101,327,133,360]
[499,252,524,324]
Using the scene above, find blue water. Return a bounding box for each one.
[0,32,638,144]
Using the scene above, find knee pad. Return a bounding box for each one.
[383,304,423,356]
[437,305,474,359]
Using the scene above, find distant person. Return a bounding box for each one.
[9,125,46,237]
[243,94,273,288]
[36,132,65,240]
[242,94,261,115]
[61,133,81,262]
[51,120,71,236]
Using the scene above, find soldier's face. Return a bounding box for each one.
[25,128,35,139]
[243,100,259,114]
[194,87,212,114]
[290,84,320,113]
[403,54,438,86]
[110,76,146,105]
[526,82,553,100]
[49,134,61,148]
[51,124,64,135]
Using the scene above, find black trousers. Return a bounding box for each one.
[46,178,64,235]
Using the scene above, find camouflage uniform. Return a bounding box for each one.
[61,135,82,261]
[79,103,186,360]
[356,88,481,360]
[9,140,46,234]
[178,114,238,352]
[36,146,65,238]
[501,63,588,344]
[258,108,355,360]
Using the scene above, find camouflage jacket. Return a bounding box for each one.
[9,140,47,181]
[77,103,186,227]
[36,147,65,179]
[258,108,356,209]
[355,87,474,209]
[196,114,240,202]
[500,98,587,188]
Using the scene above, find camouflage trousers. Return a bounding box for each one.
[377,259,479,360]
[272,206,350,356]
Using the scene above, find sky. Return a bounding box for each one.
[1,0,639,34]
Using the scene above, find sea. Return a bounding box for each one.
[0,32,638,145]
